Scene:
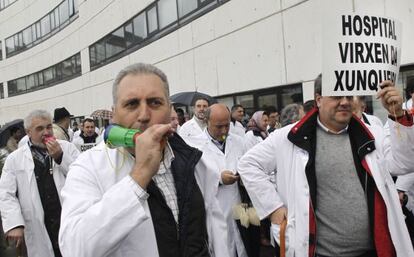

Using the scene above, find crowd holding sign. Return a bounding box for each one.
[322,13,402,96]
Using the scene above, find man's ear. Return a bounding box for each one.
[315,94,322,108]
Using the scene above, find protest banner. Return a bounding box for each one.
[322,12,402,96]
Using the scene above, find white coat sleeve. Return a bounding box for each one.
[382,119,414,176]
[59,153,150,257]
[396,173,414,192]
[55,141,80,175]
[0,156,25,233]
[237,131,284,219]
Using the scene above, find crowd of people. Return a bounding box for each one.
[0,63,413,257]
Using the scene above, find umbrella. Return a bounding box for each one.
[0,119,24,148]
[170,91,217,106]
[91,109,113,120]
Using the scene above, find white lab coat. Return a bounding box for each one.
[179,117,204,138]
[0,140,80,257]
[59,141,230,257]
[396,173,414,212]
[237,118,414,257]
[230,121,245,137]
[72,134,103,152]
[243,130,263,151]
[184,131,248,257]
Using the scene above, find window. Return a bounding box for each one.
[0,83,4,99]
[7,53,81,97]
[5,0,78,57]
[26,74,38,90]
[5,37,14,55]
[16,78,26,93]
[0,0,16,11]
[41,15,51,37]
[89,0,228,69]
[147,6,158,34]
[177,0,198,18]
[158,0,178,29]
[124,22,134,47]
[132,13,147,43]
[0,41,2,60]
[257,94,277,110]
[105,27,126,59]
[59,0,70,24]
[23,27,32,46]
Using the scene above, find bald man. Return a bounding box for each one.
[182,104,248,257]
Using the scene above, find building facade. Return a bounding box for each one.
[0,0,413,124]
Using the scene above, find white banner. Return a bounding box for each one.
[322,12,402,96]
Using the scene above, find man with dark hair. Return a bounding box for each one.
[179,97,210,138]
[175,108,186,126]
[230,104,245,137]
[6,126,23,152]
[59,63,229,257]
[266,106,281,133]
[52,107,73,141]
[238,75,414,257]
[72,118,101,152]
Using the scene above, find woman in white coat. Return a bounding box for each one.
[244,111,269,150]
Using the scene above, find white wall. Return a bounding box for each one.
[0,0,413,124]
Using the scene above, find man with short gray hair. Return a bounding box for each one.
[59,63,230,257]
[0,110,79,257]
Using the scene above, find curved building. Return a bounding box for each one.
[0,0,413,124]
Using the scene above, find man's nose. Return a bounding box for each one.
[137,104,150,122]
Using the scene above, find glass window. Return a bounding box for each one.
[257,94,277,110]
[68,0,74,17]
[8,80,17,96]
[54,8,60,28]
[147,6,158,34]
[37,71,44,86]
[26,74,38,90]
[36,22,42,39]
[59,0,70,23]
[75,53,81,73]
[74,0,78,13]
[124,22,134,47]
[0,83,4,99]
[280,85,302,106]
[41,15,51,37]
[61,57,74,78]
[31,24,37,42]
[15,33,23,50]
[23,27,32,46]
[55,63,63,79]
[16,78,26,93]
[132,13,147,43]
[50,11,56,30]
[105,27,125,59]
[177,0,198,18]
[5,37,14,54]
[158,0,178,29]
[236,95,254,116]
[43,67,56,84]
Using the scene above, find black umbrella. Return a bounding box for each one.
[170,91,217,106]
[0,119,24,148]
